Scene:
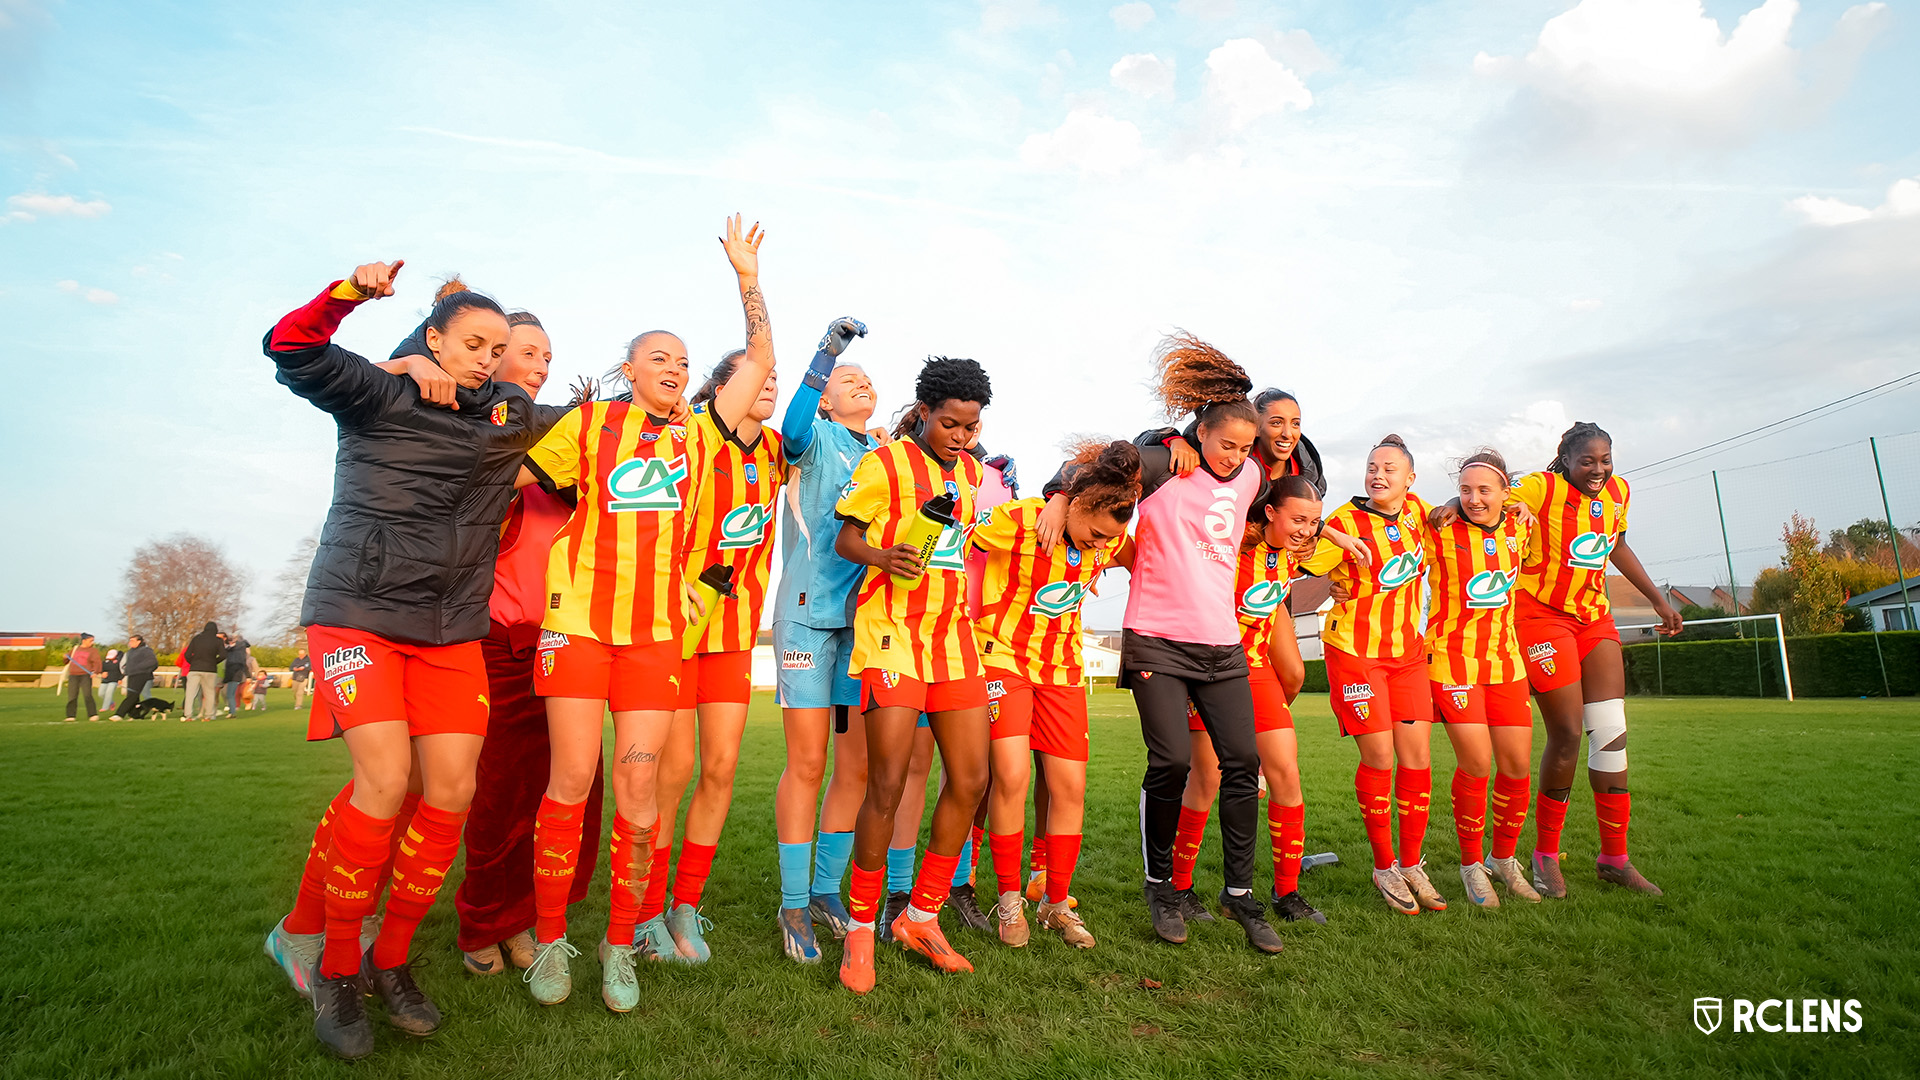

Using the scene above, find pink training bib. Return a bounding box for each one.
[1124,461,1264,646]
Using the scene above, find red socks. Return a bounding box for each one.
[1170,806,1209,891]
[1355,764,1395,870]
[370,801,467,969]
[848,861,885,925]
[375,791,422,898]
[287,781,353,935]
[607,814,654,947]
[532,795,586,942]
[1534,790,1570,858]
[320,800,396,979]
[989,831,1024,896]
[1268,801,1304,895]
[1028,833,1048,881]
[1594,791,1631,860]
[1451,770,1488,866]
[672,841,718,909]
[1395,767,1432,866]
[1489,773,1531,861]
[639,844,673,921]
[909,850,959,917]
[1044,833,1081,905]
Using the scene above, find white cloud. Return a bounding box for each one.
[6,192,112,220]
[1790,176,1920,226]
[1261,29,1334,76]
[1176,0,1233,18]
[56,279,119,304]
[1110,52,1176,98]
[1204,38,1311,130]
[1109,2,1154,31]
[979,0,1060,33]
[1019,107,1144,175]
[1475,0,1890,153]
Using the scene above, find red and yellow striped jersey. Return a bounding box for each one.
[835,438,983,683]
[525,400,715,646]
[1235,540,1295,669]
[1510,472,1629,622]
[1423,513,1528,684]
[1299,494,1433,660]
[970,497,1122,686]
[682,405,788,654]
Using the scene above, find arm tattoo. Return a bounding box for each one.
[619,746,657,764]
[742,284,770,343]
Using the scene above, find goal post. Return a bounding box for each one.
[1616,613,1795,702]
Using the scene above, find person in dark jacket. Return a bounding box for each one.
[99,649,124,714]
[259,259,568,1060]
[183,622,225,721]
[222,635,251,717]
[1141,387,1327,497]
[117,635,159,718]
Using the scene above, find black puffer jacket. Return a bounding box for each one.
[1140,421,1326,497]
[265,283,569,646]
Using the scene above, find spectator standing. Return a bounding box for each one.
[63,634,104,722]
[289,648,312,710]
[99,649,124,714]
[119,635,159,718]
[183,622,225,722]
[222,634,251,717]
[248,648,268,710]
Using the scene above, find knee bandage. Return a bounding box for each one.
[1581,698,1628,773]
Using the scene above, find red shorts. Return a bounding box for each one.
[1184,665,1292,735]
[985,669,1090,762]
[676,650,754,709]
[305,624,488,742]
[859,668,988,715]
[1515,592,1619,693]
[1430,679,1532,727]
[1325,645,1431,737]
[534,631,682,712]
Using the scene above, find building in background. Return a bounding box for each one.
[1848,576,1920,632]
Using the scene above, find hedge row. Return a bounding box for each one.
[1623,631,1919,698]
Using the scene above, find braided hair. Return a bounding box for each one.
[1150,332,1257,431]
[891,356,993,440]
[1548,422,1610,478]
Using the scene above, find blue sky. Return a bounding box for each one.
[3,0,1917,634]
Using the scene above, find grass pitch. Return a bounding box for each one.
[0,687,1914,1079]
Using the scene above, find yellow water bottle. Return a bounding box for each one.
[890,492,958,587]
[683,564,738,659]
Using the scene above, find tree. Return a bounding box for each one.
[1823,516,1920,572]
[117,534,250,651]
[262,530,320,648]
[1780,513,1846,636]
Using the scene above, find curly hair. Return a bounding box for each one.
[1149,331,1256,430]
[1548,422,1611,478]
[891,356,993,440]
[1372,432,1414,469]
[691,349,748,407]
[1062,438,1144,523]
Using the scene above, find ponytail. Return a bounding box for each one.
[1150,331,1256,430]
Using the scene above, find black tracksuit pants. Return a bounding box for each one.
[1122,631,1261,892]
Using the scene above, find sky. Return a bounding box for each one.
[2,0,1918,635]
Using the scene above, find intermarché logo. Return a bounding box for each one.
[1693,997,1864,1034]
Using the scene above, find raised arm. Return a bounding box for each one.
[1611,536,1683,636]
[709,215,776,433]
[782,316,867,462]
[265,260,410,425]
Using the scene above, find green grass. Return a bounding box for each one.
[1,687,1915,1079]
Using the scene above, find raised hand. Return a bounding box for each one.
[349,259,404,299]
[720,214,764,279]
[819,316,867,358]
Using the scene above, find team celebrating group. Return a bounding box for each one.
[255,217,1686,1059]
